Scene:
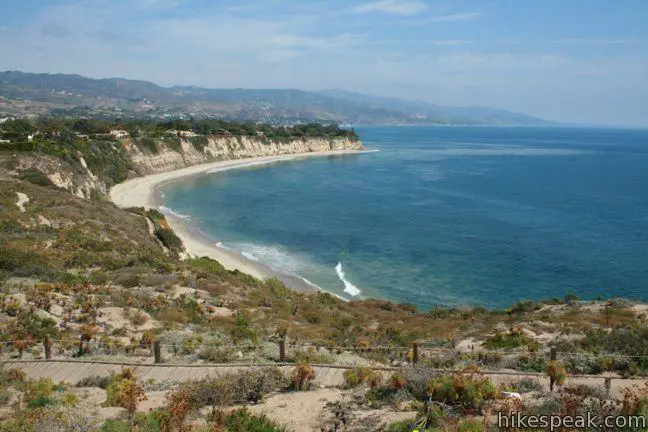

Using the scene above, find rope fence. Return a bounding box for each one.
[3,337,648,367]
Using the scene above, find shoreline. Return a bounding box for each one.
[109,150,370,294]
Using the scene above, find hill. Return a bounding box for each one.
[0,71,553,125]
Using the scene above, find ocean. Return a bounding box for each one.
[160,126,648,309]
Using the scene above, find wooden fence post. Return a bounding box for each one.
[412,342,419,364]
[605,377,612,397]
[549,346,557,392]
[279,338,286,362]
[154,341,162,364]
[44,336,51,360]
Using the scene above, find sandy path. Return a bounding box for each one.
[5,360,646,398]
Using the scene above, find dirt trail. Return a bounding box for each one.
[3,360,645,397]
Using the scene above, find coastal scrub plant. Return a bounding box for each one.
[425,368,498,411]
[545,360,567,391]
[390,372,407,390]
[104,368,137,407]
[115,376,147,427]
[482,329,532,350]
[343,367,382,388]
[229,312,257,345]
[224,408,288,432]
[166,387,191,432]
[290,361,315,391]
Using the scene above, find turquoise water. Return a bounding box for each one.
[161,126,648,308]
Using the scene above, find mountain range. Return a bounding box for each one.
[0,71,553,125]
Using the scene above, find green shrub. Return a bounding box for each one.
[19,168,52,186]
[229,313,257,344]
[100,419,130,432]
[516,377,543,393]
[198,346,237,363]
[182,368,288,408]
[582,326,648,372]
[155,228,183,253]
[517,354,547,372]
[290,361,315,391]
[426,369,498,409]
[27,396,57,408]
[403,366,440,399]
[457,419,485,432]
[386,419,415,432]
[187,256,227,276]
[104,368,137,406]
[0,246,53,279]
[75,375,112,389]
[22,377,56,404]
[0,367,26,386]
[546,360,567,389]
[483,331,533,349]
[343,367,381,388]
[182,335,203,354]
[476,351,502,368]
[225,408,288,432]
[365,386,409,409]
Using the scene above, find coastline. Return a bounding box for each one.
[109,150,369,294]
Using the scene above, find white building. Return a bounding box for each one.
[178,130,197,138]
[110,130,129,139]
[167,130,197,138]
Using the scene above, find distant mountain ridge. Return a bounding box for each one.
[0,71,553,125]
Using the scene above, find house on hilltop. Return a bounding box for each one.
[110,130,129,139]
[167,130,197,138]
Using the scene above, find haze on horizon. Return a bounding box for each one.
[1,0,647,126]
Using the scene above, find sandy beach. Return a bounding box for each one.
[110,150,368,292]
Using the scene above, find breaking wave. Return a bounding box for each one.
[232,243,303,274]
[159,206,192,220]
[335,262,361,297]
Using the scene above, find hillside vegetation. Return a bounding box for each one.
[0,118,362,197]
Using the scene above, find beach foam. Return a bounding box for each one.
[335,262,361,297]
[233,243,304,274]
[159,206,192,220]
[206,158,296,174]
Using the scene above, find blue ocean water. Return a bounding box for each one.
[160,126,648,309]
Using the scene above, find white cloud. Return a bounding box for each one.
[270,33,365,50]
[427,12,481,22]
[354,0,428,15]
[432,40,474,46]
[553,38,644,45]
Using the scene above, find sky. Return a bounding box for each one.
[0,0,647,126]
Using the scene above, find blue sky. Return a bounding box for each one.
[1,0,647,125]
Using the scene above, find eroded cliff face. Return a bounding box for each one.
[4,136,364,199]
[125,136,364,175]
[8,153,106,199]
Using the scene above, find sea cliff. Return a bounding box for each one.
[4,135,364,198]
[125,136,364,174]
